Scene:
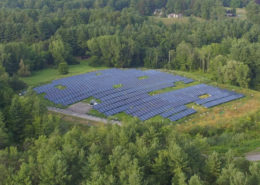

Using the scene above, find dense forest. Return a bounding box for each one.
[1,0,260,184]
[0,0,259,89]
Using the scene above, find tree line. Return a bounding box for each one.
[0,0,259,90]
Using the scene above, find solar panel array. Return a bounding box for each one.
[34,69,244,121]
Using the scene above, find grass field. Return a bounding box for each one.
[149,16,204,25]
[21,59,107,87]
[225,7,247,19]
[236,8,246,19]
[149,81,200,95]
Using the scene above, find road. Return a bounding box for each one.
[47,107,121,125]
[245,148,260,162]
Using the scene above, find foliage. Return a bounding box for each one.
[0,2,259,184]
[0,116,259,185]
[221,60,250,88]
[20,59,107,87]
[0,112,9,149]
[0,0,258,89]
[58,62,69,75]
[246,1,260,24]
[1,65,260,184]
[49,38,75,65]
[17,59,31,77]
[87,35,140,67]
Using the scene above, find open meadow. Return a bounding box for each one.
[21,59,107,87]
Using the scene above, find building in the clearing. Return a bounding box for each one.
[226,13,234,17]
[153,9,163,17]
[226,9,236,17]
[168,13,183,18]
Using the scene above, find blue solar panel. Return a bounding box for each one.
[168,109,196,121]
[34,69,244,121]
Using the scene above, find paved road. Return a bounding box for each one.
[48,107,121,125]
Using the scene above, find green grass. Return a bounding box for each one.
[209,135,260,155]
[149,81,200,95]
[149,16,204,25]
[55,85,66,90]
[38,93,67,109]
[224,7,247,20]
[87,109,107,119]
[113,84,123,89]
[51,112,105,127]
[161,69,213,83]
[110,112,135,122]
[236,8,247,19]
[138,76,148,80]
[199,94,211,99]
[82,97,101,104]
[21,59,107,87]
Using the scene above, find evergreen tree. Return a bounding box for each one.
[0,112,9,149]
[188,175,203,185]
[58,62,69,75]
[17,59,31,77]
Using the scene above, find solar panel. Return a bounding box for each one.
[34,69,244,121]
[168,109,196,121]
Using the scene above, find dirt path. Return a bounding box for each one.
[47,107,121,125]
[245,148,260,162]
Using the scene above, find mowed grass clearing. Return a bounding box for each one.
[149,16,204,25]
[21,59,107,87]
[225,7,247,19]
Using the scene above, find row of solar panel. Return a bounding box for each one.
[35,69,243,121]
[42,79,178,104]
[160,106,187,118]
[103,96,158,115]
[96,83,174,106]
[169,109,197,121]
[35,69,192,94]
[203,94,244,108]
[95,86,242,121]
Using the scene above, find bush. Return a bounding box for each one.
[88,56,103,67]
[58,62,69,75]
[17,59,31,77]
[8,75,27,91]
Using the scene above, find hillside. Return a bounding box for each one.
[0,0,260,184]
[21,65,260,157]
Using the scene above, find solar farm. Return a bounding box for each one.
[34,69,244,121]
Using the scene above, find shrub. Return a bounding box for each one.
[58,62,69,75]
